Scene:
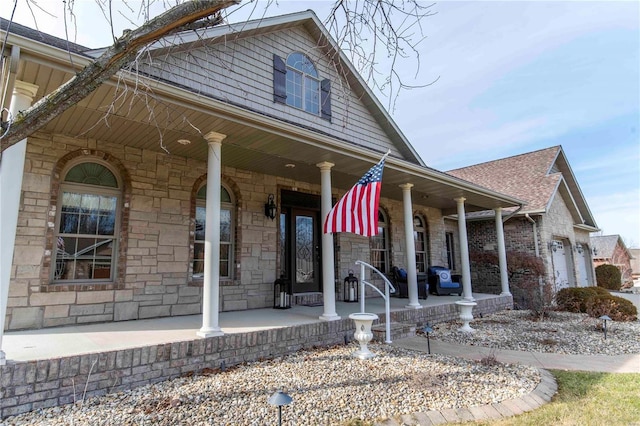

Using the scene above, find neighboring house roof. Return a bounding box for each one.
[447,146,598,229]
[591,235,632,261]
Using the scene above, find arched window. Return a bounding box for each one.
[193,184,234,279]
[413,215,429,273]
[370,209,389,273]
[286,52,320,114]
[53,162,121,282]
[273,53,332,121]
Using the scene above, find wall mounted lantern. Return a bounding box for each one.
[575,243,584,254]
[265,194,277,220]
[549,240,561,252]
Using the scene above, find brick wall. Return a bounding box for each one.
[0,295,512,418]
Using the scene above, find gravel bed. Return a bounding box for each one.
[430,310,640,355]
[2,344,539,426]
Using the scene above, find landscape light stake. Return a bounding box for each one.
[268,390,292,426]
[423,324,433,354]
[599,315,611,339]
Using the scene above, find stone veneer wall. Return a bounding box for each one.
[0,295,512,418]
[7,132,448,330]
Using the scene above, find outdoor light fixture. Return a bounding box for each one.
[549,241,561,252]
[592,247,598,256]
[575,244,584,254]
[268,390,292,426]
[423,324,433,354]
[264,194,277,220]
[599,315,611,339]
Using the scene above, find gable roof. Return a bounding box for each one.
[1,11,526,214]
[84,10,426,167]
[591,235,632,260]
[447,146,598,228]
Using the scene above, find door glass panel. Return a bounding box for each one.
[295,215,314,284]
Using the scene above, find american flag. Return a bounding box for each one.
[323,152,389,236]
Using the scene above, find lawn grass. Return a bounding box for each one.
[468,370,640,426]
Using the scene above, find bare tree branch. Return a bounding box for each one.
[1,0,239,153]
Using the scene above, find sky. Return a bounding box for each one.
[2,1,639,247]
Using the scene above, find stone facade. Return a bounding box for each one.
[6,132,450,331]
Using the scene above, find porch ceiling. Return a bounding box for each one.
[21,58,523,215]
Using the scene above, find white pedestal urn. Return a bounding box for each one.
[455,301,477,333]
[348,313,379,359]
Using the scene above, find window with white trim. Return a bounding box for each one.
[193,184,234,279]
[53,162,120,282]
[370,209,389,273]
[273,53,332,121]
[413,214,429,273]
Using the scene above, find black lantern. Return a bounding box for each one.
[265,194,277,220]
[273,274,291,309]
[343,270,359,302]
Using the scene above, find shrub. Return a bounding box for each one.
[586,295,638,321]
[556,287,609,312]
[556,287,637,321]
[595,264,622,290]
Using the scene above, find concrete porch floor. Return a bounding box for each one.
[3,293,495,363]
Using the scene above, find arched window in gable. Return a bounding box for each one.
[273,52,332,121]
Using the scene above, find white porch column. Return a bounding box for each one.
[0,80,39,365]
[400,184,421,309]
[197,131,226,338]
[455,197,475,302]
[317,162,340,321]
[495,207,511,296]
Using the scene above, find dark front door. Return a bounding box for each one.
[291,209,320,293]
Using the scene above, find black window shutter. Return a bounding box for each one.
[321,78,332,121]
[273,54,287,104]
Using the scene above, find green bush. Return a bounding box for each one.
[595,264,622,290]
[556,287,637,321]
[556,287,609,312]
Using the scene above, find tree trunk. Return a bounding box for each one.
[1,0,239,154]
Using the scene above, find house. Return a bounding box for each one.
[447,146,599,306]
[631,249,640,286]
[591,235,634,287]
[0,11,525,363]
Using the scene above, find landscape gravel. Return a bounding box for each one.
[430,309,640,355]
[3,309,637,425]
[2,345,538,426]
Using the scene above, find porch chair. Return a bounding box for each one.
[427,266,462,296]
[389,266,428,299]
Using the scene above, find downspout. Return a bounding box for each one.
[525,213,540,257]
[503,204,523,223]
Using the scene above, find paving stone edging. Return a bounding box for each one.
[375,368,558,425]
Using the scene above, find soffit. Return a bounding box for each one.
[17,56,522,214]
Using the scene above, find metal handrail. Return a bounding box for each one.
[355,260,396,343]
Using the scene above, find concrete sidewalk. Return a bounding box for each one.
[393,337,640,373]
[372,337,639,425]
